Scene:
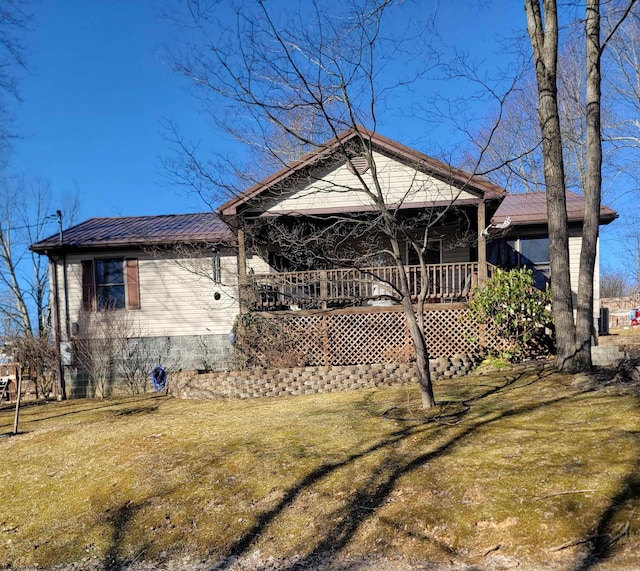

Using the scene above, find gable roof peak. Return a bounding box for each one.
[217,127,505,217]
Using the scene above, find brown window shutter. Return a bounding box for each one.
[81,260,95,312]
[125,258,140,310]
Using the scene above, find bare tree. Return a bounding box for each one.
[619,213,640,289]
[524,0,636,372]
[474,36,619,199]
[607,3,640,175]
[0,0,30,166]
[600,268,628,298]
[603,3,640,284]
[0,178,79,402]
[472,77,547,193]
[167,0,500,407]
[7,333,56,397]
[73,308,157,397]
[0,178,78,339]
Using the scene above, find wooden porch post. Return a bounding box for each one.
[320,270,328,310]
[477,201,488,285]
[237,225,249,313]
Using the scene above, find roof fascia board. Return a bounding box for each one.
[31,238,237,256]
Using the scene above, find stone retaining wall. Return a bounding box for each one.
[170,353,479,400]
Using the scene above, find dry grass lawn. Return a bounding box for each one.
[0,362,639,570]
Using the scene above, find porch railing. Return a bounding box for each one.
[248,262,494,310]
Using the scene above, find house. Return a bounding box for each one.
[30,127,617,396]
[30,213,239,396]
[488,191,616,297]
[599,295,640,330]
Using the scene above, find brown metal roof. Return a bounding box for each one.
[218,126,506,217]
[30,212,233,254]
[491,191,617,227]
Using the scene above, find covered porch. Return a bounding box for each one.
[247,261,495,311]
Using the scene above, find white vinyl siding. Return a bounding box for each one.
[568,234,581,302]
[567,233,600,318]
[260,151,478,214]
[56,251,240,340]
[246,253,271,274]
[442,246,470,264]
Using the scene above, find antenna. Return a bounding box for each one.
[56,210,63,244]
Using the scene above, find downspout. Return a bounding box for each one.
[62,254,70,339]
[49,255,66,400]
[53,210,68,399]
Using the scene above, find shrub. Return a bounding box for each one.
[5,334,57,398]
[232,313,314,369]
[468,268,554,360]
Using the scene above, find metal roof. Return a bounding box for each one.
[491,191,617,227]
[30,212,233,254]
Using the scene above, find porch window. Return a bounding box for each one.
[82,258,140,311]
[407,240,441,266]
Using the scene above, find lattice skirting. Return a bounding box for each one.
[237,304,493,367]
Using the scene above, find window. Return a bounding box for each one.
[407,240,441,266]
[96,259,125,309]
[490,237,550,290]
[510,238,549,265]
[82,258,140,311]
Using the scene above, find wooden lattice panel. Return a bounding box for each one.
[423,307,481,358]
[284,314,328,366]
[326,311,410,365]
[244,305,491,367]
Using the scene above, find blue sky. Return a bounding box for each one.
[6,0,628,271]
[9,0,209,218]
[8,0,526,221]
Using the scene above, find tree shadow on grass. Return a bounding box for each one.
[208,366,583,570]
[111,404,160,416]
[101,500,150,571]
[571,434,640,570]
[0,394,165,431]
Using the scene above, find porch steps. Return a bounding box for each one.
[598,334,640,347]
[591,345,627,367]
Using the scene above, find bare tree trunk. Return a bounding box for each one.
[390,233,436,407]
[0,229,33,335]
[401,295,435,408]
[575,0,602,368]
[525,0,577,371]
